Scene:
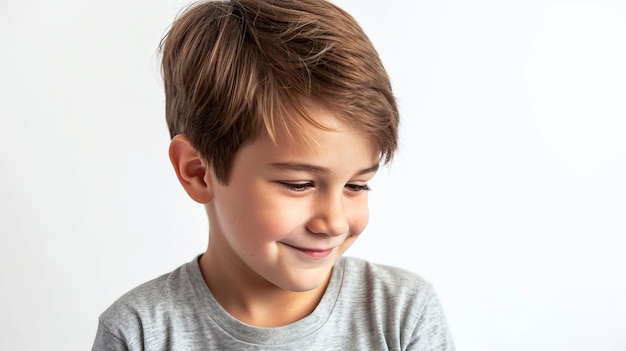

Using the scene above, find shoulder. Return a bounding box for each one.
[338,256,435,320]
[100,274,166,321]
[102,263,191,315]
[336,257,455,350]
[340,256,434,299]
[96,259,201,345]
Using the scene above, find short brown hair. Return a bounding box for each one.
[160,0,399,184]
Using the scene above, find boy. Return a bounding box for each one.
[93,0,454,349]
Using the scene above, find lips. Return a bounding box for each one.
[282,243,335,260]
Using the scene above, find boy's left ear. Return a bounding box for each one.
[168,135,214,204]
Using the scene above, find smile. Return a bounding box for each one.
[281,243,336,260]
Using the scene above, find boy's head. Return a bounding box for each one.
[160,0,399,184]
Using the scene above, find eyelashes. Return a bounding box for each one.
[278,182,371,193]
[279,182,314,192]
[345,183,371,192]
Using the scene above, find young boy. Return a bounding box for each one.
[93,0,454,349]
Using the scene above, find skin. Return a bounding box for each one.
[169,106,379,327]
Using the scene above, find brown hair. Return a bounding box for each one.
[160,0,399,184]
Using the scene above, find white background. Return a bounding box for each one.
[1,0,625,350]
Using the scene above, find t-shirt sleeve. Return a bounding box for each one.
[407,289,455,351]
[92,320,129,351]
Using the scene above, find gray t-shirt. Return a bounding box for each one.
[92,256,454,350]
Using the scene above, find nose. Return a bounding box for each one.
[306,193,349,236]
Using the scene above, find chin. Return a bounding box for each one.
[276,268,334,293]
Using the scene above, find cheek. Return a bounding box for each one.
[349,199,370,234]
[247,194,306,239]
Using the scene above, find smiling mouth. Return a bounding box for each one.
[282,243,335,260]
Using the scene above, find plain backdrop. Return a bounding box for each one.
[1,0,625,350]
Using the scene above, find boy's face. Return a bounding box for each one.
[205,106,379,293]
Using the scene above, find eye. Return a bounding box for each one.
[345,183,371,192]
[278,182,314,192]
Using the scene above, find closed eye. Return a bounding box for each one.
[278,182,314,192]
[345,183,370,192]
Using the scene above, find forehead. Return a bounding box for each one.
[262,102,380,155]
[233,107,380,174]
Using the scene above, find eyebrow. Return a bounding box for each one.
[269,162,379,175]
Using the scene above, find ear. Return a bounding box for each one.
[169,135,214,204]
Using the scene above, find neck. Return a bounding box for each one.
[198,243,330,328]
